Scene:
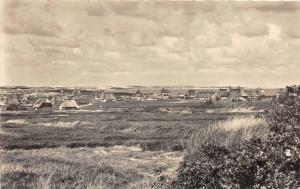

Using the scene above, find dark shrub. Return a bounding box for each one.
[157,85,300,189]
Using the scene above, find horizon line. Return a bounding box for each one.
[0,84,288,89]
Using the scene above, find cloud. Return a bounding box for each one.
[237,22,269,37]
[86,2,105,17]
[235,2,300,12]
[162,36,188,53]
[254,2,300,12]
[267,24,282,41]
[103,51,121,61]
[1,0,300,87]
[283,24,300,39]
[3,2,63,37]
[192,21,231,48]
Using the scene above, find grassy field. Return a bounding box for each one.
[0,146,182,189]
[0,100,251,151]
[0,100,265,188]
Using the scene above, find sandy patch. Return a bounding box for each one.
[4,119,29,125]
[40,121,91,128]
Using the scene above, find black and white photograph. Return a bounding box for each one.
[0,0,299,188]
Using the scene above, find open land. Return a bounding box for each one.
[0,99,269,188]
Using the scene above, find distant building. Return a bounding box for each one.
[103,93,116,101]
[59,99,79,110]
[186,89,196,99]
[212,87,248,101]
[160,88,171,96]
[0,95,7,110]
[33,98,52,111]
[212,88,230,100]
[178,93,186,99]
[158,88,171,100]
[228,87,248,100]
[196,92,212,101]
[144,93,158,101]
[132,90,143,100]
[71,89,96,104]
[75,94,95,105]
[19,94,28,104]
[5,95,23,111]
[51,95,65,104]
[244,88,261,99]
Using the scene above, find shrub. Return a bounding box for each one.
[158,85,300,189]
[187,117,268,151]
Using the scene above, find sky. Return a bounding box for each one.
[0,0,300,88]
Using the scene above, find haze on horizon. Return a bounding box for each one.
[1,0,300,88]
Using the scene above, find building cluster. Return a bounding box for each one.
[0,86,280,112]
[0,87,98,111]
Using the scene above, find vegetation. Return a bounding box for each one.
[157,85,300,189]
[0,91,286,188]
[0,146,182,189]
[187,116,269,151]
[0,101,240,151]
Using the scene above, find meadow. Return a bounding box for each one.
[0,100,268,188]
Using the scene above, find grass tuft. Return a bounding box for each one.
[187,116,269,152]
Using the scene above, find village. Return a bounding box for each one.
[0,86,280,112]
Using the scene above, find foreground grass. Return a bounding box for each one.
[0,146,183,189]
[187,116,269,153]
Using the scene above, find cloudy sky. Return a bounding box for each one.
[1,0,300,87]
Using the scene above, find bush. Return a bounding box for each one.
[187,117,268,151]
[157,85,300,189]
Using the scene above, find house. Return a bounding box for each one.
[132,90,143,100]
[19,94,28,104]
[169,91,179,99]
[228,87,248,101]
[108,92,131,100]
[95,91,105,101]
[59,99,79,110]
[212,88,230,100]
[212,87,248,101]
[244,89,261,99]
[245,91,260,99]
[75,94,95,105]
[196,92,212,101]
[160,88,171,96]
[33,98,52,111]
[51,94,65,104]
[144,93,158,101]
[0,96,6,110]
[186,89,196,99]
[158,88,171,100]
[103,93,116,101]
[5,95,23,110]
[178,93,186,99]
[71,89,96,105]
[71,89,81,97]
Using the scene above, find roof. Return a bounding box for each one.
[161,88,171,93]
[71,89,81,97]
[0,100,5,106]
[104,93,116,100]
[228,88,248,97]
[51,95,65,102]
[59,99,79,109]
[33,98,52,109]
[6,95,20,105]
[196,92,213,98]
[213,89,229,98]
